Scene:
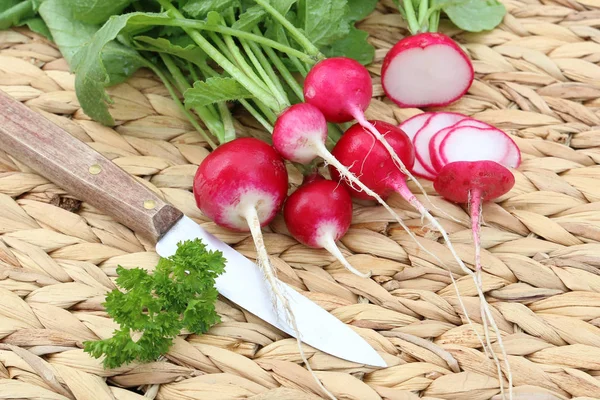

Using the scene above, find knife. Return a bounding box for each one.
[0,89,386,368]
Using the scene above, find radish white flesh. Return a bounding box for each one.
[382,33,474,108]
[413,112,467,174]
[440,127,521,168]
[399,113,437,180]
[399,113,434,142]
[429,119,495,172]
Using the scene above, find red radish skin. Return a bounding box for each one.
[382,33,474,108]
[303,57,429,200]
[283,176,368,277]
[272,103,328,164]
[330,121,415,201]
[434,161,516,204]
[303,57,372,124]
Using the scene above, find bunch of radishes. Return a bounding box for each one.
[192,52,519,398]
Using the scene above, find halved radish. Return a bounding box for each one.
[382,33,474,108]
[413,112,468,174]
[439,127,521,169]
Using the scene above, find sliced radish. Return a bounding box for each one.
[429,119,495,172]
[382,33,474,108]
[413,112,469,174]
[399,113,433,141]
[439,127,521,169]
[399,113,436,180]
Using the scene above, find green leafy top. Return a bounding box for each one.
[1,0,380,148]
[84,238,226,369]
[395,0,506,34]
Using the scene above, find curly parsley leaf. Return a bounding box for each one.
[84,238,226,369]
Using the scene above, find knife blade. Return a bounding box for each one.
[0,89,386,368]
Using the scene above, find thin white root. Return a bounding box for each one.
[315,142,488,357]
[321,235,371,278]
[470,191,507,399]
[396,184,513,400]
[244,207,338,400]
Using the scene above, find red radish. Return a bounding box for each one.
[303,57,372,124]
[194,137,336,400]
[330,121,516,390]
[433,126,521,172]
[303,57,429,199]
[283,175,368,277]
[382,33,474,108]
[194,137,288,232]
[272,104,424,267]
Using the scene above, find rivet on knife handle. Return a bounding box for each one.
[0,89,183,243]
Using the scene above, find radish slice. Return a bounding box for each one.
[399,113,436,180]
[413,112,468,174]
[399,113,433,141]
[429,119,495,172]
[439,127,522,169]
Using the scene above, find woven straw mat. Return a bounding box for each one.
[1,0,600,399]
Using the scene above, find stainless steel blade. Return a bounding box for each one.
[156,216,387,368]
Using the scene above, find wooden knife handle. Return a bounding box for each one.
[0,89,183,243]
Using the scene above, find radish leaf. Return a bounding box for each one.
[232,5,266,30]
[0,0,34,29]
[183,0,237,18]
[434,0,506,32]
[321,26,373,65]
[299,0,349,47]
[69,0,133,24]
[133,36,208,65]
[71,12,172,125]
[346,0,378,22]
[184,77,253,108]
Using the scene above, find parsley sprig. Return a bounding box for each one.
[84,239,226,369]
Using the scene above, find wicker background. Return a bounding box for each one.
[1,0,600,399]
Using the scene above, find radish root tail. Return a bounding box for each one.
[321,235,371,278]
[394,183,513,400]
[317,135,491,367]
[243,207,338,400]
